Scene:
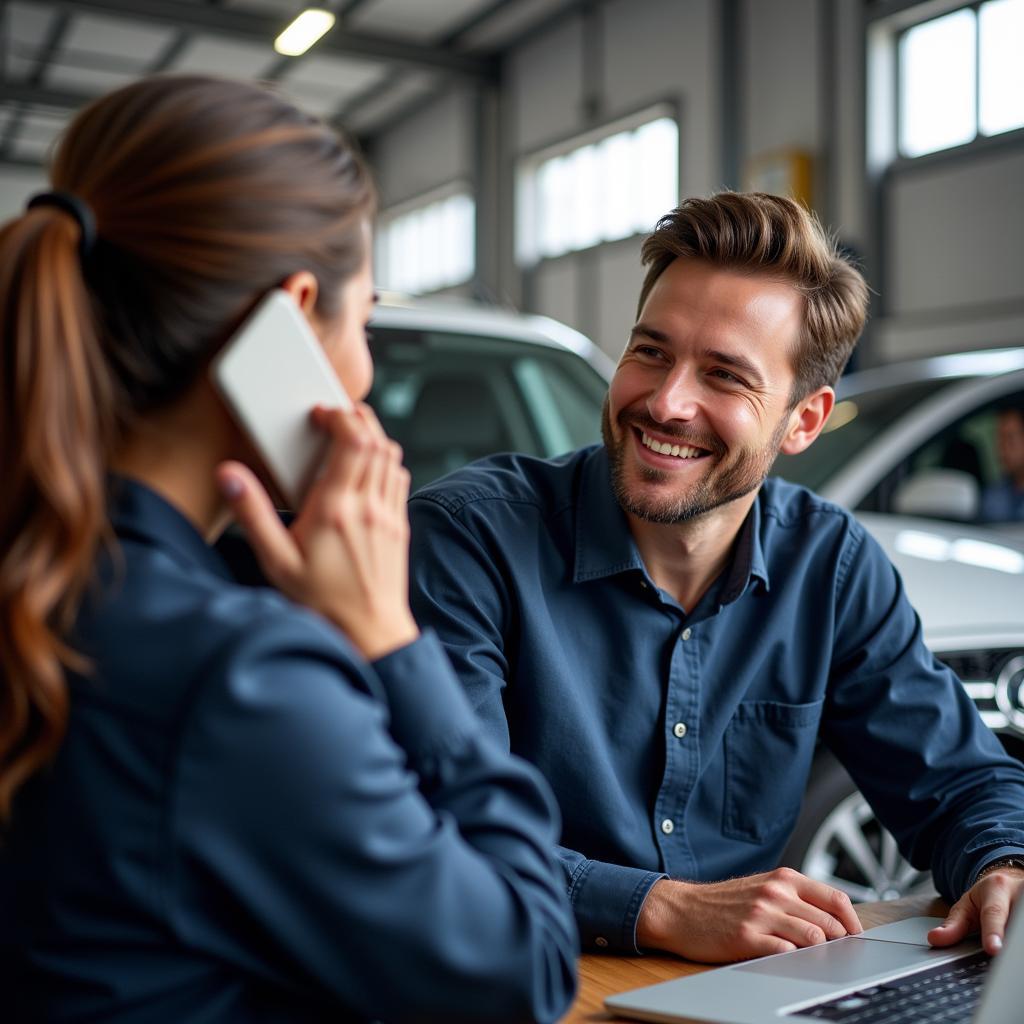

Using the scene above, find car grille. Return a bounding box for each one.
[939,649,1024,736]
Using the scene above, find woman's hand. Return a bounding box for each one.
[216,403,420,661]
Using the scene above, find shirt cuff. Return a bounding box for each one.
[967,847,1024,890]
[569,859,666,953]
[369,629,481,768]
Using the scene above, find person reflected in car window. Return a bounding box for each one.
[0,74,576,1023]
[979,405,1024,523]
[409,192,1024,967]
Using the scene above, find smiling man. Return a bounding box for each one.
[408,193,1024,963]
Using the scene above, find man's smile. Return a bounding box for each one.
[639,430,709,460]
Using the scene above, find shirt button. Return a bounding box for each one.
[681,627,692,641]
[640,580,649,589]
[673,722,688,739]
[595,936,609,948]
[661,818,675,835]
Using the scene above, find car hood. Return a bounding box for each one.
[857,512,1024,642]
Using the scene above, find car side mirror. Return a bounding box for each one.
[892,468,980,521]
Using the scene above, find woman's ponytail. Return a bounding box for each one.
[0,203,113,821]
[0,73,375,821]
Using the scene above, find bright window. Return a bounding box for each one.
[516,111,679,267]
[898,0,1024,158]
[375,189,474,295]
[979,0,1024,136]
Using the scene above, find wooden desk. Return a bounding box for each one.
[560,894,948,1023]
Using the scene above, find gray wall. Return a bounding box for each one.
[880,148,1024,359]
[364,0,1024,368]
[371,85,475,209]
[508,0,720,359]
[0,166,48,220]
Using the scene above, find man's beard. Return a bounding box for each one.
[600,395,789,524]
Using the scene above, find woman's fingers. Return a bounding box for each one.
[311,406,373,492]
[384,448,410,509]
[216,460,302,586]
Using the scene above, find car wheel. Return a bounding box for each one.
[781,752,936,903]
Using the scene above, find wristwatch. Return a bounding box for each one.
[976,856,1024,881]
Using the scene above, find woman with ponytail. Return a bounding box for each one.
[0,75,576,1023]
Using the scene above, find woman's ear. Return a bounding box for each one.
[280,271,320,319]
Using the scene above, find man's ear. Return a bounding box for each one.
[280,270,320,319]
[779,386,835,456]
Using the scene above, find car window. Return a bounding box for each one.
[369,326,607,490]
[774,378,958,492]
[862,388,1024,521]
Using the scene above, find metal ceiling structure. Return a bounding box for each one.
[0,0,576,169]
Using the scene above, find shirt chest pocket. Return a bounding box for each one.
[722,698,824,844]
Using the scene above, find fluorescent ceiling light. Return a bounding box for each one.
[274,8,336,57]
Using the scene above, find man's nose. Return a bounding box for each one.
[647,369,699,424]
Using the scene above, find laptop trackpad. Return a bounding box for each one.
[732,936,957,984]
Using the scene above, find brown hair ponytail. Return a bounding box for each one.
[0,206,114,820]
[0,75,375,820]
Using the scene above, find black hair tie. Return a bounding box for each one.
[27,190,97,259]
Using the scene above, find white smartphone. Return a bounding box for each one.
[211,288,352,507]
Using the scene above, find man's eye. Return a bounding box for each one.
[635,345,663,359]
[711,368,741,383]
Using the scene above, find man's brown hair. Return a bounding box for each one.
[638,192,869,402]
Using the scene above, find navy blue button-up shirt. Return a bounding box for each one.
[0,478,577,1022]
[408,445,1024,953]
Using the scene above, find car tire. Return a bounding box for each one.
[781,750,935,903]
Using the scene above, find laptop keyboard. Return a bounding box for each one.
[793,951,991,1022]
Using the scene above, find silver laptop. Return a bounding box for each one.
[605,910,1024,1024]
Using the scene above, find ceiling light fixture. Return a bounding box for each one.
[274,8,336,57]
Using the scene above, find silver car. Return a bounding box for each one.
[775,347,1024,529]
[779,512,1024,901]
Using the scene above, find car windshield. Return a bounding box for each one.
[369,326,608,490]
[773,378,959,492]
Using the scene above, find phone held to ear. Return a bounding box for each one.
[211,288,352,508]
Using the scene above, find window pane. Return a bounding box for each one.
[418,203,443,292]
[568,144,602,251]
[377,192,475,295]
[393,215,418,293]
[450,193,476,286]
[634,117,679,234]
[515,170,538,266]
[517,114,679,263]
[899,8,977,157]
[600,131,635,241]
[538,156,573,258]
[979,0,1024,136]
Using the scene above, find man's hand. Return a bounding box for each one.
[928,866,1024,955]
[636,868,863,963]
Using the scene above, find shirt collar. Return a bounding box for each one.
[573,447,646,583]
[107,475,234,582]
[572,446,771,602]
[720,494,770,604]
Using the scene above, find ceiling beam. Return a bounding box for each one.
[0,153,49,171]
[51,0,498,80]
[331,0,519,131]
[0,80,97,110]
[1,10,73,159]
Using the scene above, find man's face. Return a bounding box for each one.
[996,410,1024,482]
[602,257,806,524]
